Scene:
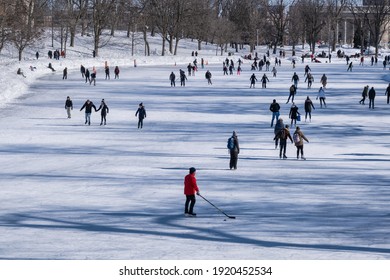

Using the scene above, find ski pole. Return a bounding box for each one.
[197,193,236,219]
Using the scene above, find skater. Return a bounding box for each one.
[289,102,300,128]
[105,66,110,79]
[269,99,280,127]
[96,99,109,125]
[271,66,277,77]
[62,67,67,79]
[274,124,293,159]
[293,126,309,160]
[227,131,240,170]
[305,72,314,89]
[114,66,120,79]
[304,65,311,76]
[85,68,90,83]
[179,69,187,86]
[205,70,212,85]
[368,87,376,109]
[135,102,147,129]
[170,71,176,87]
[274,118,284,149]
[291,72,299,88]
[286,84,296,104]
[317,86,327,108]
[90,70,96,86]
[80,65,85,78]
[320,74,327,88]
[184,167,200,216]
[64,96,73,118]
[261,73,269,88]
[360,85,369,104]
[347,61,353,71]
[249,73,257,88]
[80,99,97,125]
[385,83,390,104]
[304,96,315,122]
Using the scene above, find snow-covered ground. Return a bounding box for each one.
[0,31,389,260]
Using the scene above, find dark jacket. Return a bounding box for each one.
[368,87,376,99]
[229,135,240,154]
[65,99,73,109]
[97,102,109,115]
[274,127,293,142]
[270,102,280,113]
[80,101,97,113]
[274,119,284,135]
[289,105,299,119]
[135,106,146,119]
[304,99,315,112]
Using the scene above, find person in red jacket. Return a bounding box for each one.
[184,167,200,216]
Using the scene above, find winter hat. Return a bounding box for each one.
[139,102,143,106]
[189,167,196,174]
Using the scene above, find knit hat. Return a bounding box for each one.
[139,102,143,106]
[189,167,196,174]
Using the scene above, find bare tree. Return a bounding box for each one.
[0,0,14,54]
[295,0,327,54]
[10,0,46,61]
[350,0,390,56]
[91,0,117,56]
[185,0,213,51]
[266,0,296,54]
[325,0,348,52]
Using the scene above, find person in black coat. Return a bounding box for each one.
[80,99,97,125]
[170,72,176,87]
[80,65,85,78]
[368,87,376,109]
[269,99,280,127]
[63,67,68,79]
[85,69,90,83]
[96,99,109,125]
[228,131,240,170]
[304,96,315,122]
[385,83,390,104]
[135,103,147,129]
[289,103,300,128]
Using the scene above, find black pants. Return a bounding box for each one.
[369,98,375,109]
[230,150,238,169]
[185,195,196,214]
[296,145,304,158]
[138,118,144,129]
[279,140,287,158]
[100,114,107,125]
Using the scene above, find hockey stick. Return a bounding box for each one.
[198,194,236,219]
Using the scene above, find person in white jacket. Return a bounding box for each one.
[317,86,327,108]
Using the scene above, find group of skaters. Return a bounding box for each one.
[79,64,120,86]
[359,84,390,109]
[65,96,146,128]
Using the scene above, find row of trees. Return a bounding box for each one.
[1,0,390,61]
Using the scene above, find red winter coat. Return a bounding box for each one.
[184,173,199,195]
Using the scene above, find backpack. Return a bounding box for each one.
[279,128,286,139]
[293,132,301,144]
[227,137,235,150]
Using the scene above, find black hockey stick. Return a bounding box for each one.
[198,193,236,219]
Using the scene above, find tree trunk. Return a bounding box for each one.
[197,40,202,50]
[143,29,150,56]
